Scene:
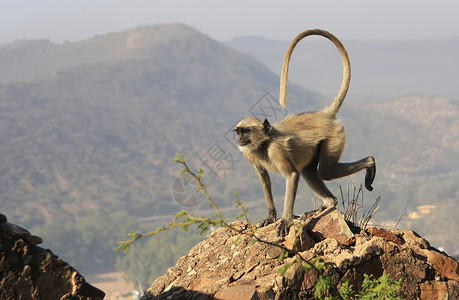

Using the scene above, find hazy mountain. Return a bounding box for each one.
[0,24,457,275]
[226,35,459,100]
[0,23,321,230]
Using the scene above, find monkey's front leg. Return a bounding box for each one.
[255,166,277,227]
[278,171,300,236]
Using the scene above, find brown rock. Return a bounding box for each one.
[448,280,459,299]
[367,227,404,245]
[0,215,105,300]
[420,281,448,300]
[282,221,314,252]
[297,250,314,262]
[282,258,305,290]
[266,246,283,259]
[213,284,256,300]
[253,273,277,296]
[312,237,341,257]
[142,218,459,300]
[305,207,355,246]
[148,286,213,300]
[395,229,430,249]
[425,249,459,281]
[301,267,318,290]
[0,219,42,246]
[188,277,219,293]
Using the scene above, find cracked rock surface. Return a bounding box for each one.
[142,208,459,300]
[0,213,105,300]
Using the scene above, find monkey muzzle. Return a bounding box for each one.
[234,127,252,147]
[238,140,251,147]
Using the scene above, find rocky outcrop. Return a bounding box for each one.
[0,213,105,299]
[141,208,459,300]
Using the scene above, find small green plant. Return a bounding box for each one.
[339,273,402,300]
[304,256,336,299]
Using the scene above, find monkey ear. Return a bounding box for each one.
[262,119,272,134]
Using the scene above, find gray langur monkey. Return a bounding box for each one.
[234,29,376,236]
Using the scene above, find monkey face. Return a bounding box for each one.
[234,127,252,147]
[234,117,271,151]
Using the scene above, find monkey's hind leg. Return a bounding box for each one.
[319,156,376,191]
[318,138,376,191]
[300,145,338,208]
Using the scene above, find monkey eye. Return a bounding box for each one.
[234,127,251,134]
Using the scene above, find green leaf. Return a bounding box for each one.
[278,251,288,262]
[277,264,289,275]
[173,153,184,162]
[198,222,208,230]
[128,231,141,240]
[175,210,188,220]
[117,244,125,252]
[117,243,130,254]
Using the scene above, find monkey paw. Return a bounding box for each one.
[300,207,324,221]
[276,218,292,237]
[300,210,316,221]
[257,216,276,228]
[365,157,376,191]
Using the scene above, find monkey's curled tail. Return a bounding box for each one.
[279,29,351,117]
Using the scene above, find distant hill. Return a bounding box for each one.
[226,35,459,100]
[0,24,321,240]
[1,24,320,226]
[0,24,458,275]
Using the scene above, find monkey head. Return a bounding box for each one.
[234,117,272,152]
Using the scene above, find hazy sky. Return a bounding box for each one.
[2,0,459,44]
